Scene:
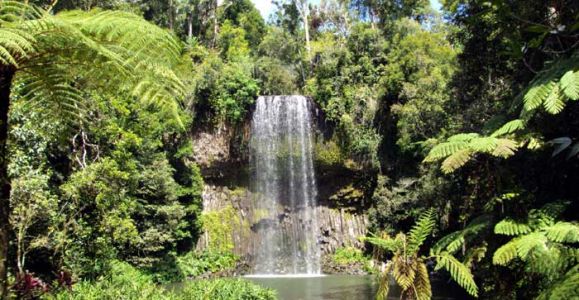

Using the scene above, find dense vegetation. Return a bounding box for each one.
[0,0,578,299]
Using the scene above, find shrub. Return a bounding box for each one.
[179,278,276,300]
[46,261,275,300]
[333,247,370,264]
[176,251,239,278]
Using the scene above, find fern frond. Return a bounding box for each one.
[494,219,532,236]
[543,84,565,114]
[524,80,555,111]
[441,149,472,173]
[544,222,579,243]
[423,141,468,162]
[516,232,548,260]
[469,137,498,153]
[376,264,392,300]
[491,138,518,158]
[435,252,478,297]
[447,133,480,142]
[392,256,416,291]
[0,27,36,67]
[414,262,432,300]
[408,208,436,252]
[493,237,519,265]
[536,264,579,300]
[491,119,526,137]
[365,235,401,253]
[464,244,487,269]
[432,215,491,255]
[560,70,579,100]
[0,1,42,24]
[432,231,464,255]
[493,232,548,265]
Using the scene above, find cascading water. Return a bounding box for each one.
[250,95,321,275]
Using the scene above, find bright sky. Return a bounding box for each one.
[250,0,443,19]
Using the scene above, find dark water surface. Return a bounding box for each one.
[245,275,462,300]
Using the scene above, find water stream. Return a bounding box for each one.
[250,95,321,275]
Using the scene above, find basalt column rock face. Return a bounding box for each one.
[193,96,369,274]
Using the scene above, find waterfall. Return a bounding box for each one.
[250,95,321,275]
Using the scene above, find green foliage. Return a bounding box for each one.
[366,210,478,299]
[424,134,518,173]
[178,278,276,300]
[218,20,250,60]
[199,205,240,253]
[407,208,436,253]
[433,252,478,297]
[189,49,259,123]
[47,261,168,300]
[46,261,275,300]
[314,140,344,168]
[332,247,368,264]
[425,52,579,173]
[492,204,578,272]
[175,251,238,279]
[522,54,579,114]
[432,215,492,255]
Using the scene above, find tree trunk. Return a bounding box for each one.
[212,0,218,48]
[168,0,174,30]
[188,13,193,40]
[0,66,15,299]
[304,13,311,57]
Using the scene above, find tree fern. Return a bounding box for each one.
[522,52,579,114]
[493,202,578,291]
[369,210,479,299]
[543,84,565,114]
[425,52,578,173]
[524,80,556,112]
[365,235,402,253]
